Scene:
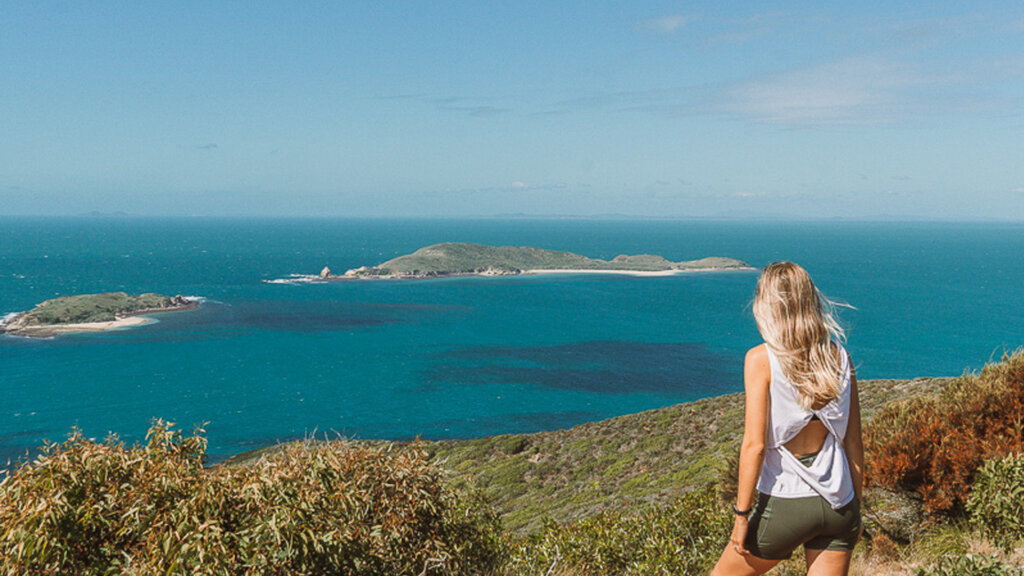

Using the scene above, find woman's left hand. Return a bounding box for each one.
[729,516,750,555]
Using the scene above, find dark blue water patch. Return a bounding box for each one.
[193,300,465,332]
[221,302,400,333]
[428,341,739,395]
[0,300,463,348]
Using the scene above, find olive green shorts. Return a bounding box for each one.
[744,488,861,560]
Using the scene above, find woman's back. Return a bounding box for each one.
[774,343,848,458]
[785,418,829,458]
[757,342,855,508]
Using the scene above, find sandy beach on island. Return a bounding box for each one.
[3,316,156,338]
[265,265,758,284]
[521,266,757,277]
[0,297,200,339]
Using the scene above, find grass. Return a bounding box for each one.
[16,292,182,325]
[226,375,948,535]
[349,243,749,276]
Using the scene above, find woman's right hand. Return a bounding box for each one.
[729,515,750,555]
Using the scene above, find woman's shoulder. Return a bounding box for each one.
[744,344,772,393]
[745,343,770,368]
[746,343,768,359]
[831,340,853,370]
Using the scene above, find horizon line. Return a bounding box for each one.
[0,213,1022,224]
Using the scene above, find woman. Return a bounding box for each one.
[711,262,864,576]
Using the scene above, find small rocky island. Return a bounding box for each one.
[273,243,752,282]
[1,292,197,338]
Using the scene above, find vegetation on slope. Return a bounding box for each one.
[426,375,947,534]
[968,454,1024,551]
[0,422,502,576]
[346,242,749,277]
[866,350,1024,514]
[5,292,191,326]
[507,485,731,575]
[6,353,1024,574]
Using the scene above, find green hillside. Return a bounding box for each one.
[1,292,196,338]
[226,375,947,535]
[425,375,946,534]
[345,242,749,277]
[16,292,186,325]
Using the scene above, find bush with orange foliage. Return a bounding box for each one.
[864,349,1024,514]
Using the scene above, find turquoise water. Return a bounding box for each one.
[1,217,1022,462]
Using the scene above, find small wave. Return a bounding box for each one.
[180,296,207,303]
[263,275,324,285]
[1,312,22,327]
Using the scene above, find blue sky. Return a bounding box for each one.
[2,2,1023,219]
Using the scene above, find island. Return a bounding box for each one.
[0,292,197,338]
[268,243,752,283]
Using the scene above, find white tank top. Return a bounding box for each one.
[756,342,855,509]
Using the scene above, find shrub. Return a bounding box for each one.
[0,422,503,575]
[966,453,1024,550]
[715,447,741,506]
[864,350,1024,514]
[914,554,1023,576]
[904,521,969,560]
[24,292,177,324]
[506,484,731,575]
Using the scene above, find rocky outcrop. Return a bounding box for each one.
[169,295,192,307]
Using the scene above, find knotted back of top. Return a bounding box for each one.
[757,342,855,508]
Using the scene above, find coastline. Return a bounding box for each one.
[4,316,156,338]
[520,266,758,277]
[1,300,198,339]
[264,243,755,283]
[266,265,757,284]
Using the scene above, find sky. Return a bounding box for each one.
[1,1,1023,219]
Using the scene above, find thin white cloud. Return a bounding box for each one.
[706,11,825,47]
[1013,187,1024,194]
[440,105,510,118]
[377,94,513,117]
[722,58,925,125]
[641,15,691,34]
[557,87,679,108]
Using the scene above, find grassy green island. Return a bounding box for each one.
[2,352,1023,574]
[314,242,751,279]
[0,292,196,338]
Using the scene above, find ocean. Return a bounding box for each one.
[1,217,1022,463]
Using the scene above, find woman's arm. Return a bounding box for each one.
[843,363,864,501]
[737,346,771,510]
[730,345,772,553]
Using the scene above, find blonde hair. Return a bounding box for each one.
[753,262,848,409]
